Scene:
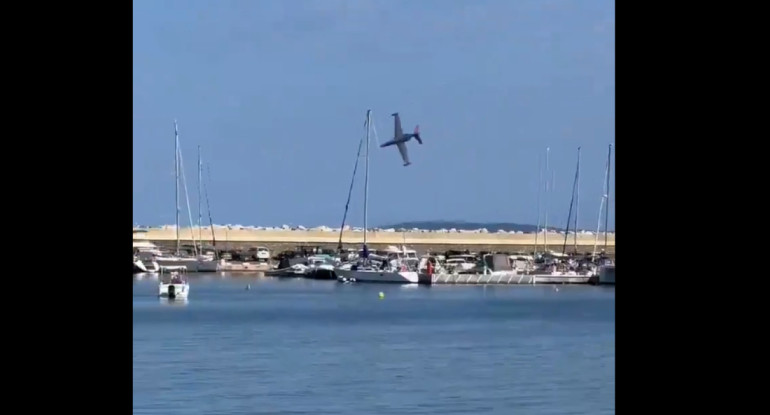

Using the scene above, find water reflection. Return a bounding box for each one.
[159,297,188,306]
[133,273,159,281]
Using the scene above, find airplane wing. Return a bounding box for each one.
[397,142,410,166]
[393,112,403,139]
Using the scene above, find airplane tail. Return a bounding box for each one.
[413,125,422,144]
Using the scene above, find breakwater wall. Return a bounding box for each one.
[137,228,615,255]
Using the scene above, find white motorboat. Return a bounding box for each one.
[158,269,190,299]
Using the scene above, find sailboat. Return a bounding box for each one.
[152,120,219,273]
[594,144,615,285]
[334,110,419,284]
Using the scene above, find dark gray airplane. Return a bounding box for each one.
[380,112,422,166]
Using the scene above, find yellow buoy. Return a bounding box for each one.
[378,291,385,299]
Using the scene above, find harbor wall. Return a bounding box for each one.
[137,228,615,254]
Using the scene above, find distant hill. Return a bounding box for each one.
[379,220,567,233]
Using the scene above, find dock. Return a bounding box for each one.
[429,273,592,285]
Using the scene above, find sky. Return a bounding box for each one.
[133,0,615,230]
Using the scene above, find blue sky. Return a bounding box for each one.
[133,0,615,230]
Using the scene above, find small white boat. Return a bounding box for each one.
[158,269,190,299]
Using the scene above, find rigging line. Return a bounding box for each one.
[177,144,199,257]
[337,118,368,251]
[203,163,217,257]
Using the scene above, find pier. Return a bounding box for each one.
[429,273,592,285]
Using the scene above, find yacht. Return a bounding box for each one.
[133,229,160,273]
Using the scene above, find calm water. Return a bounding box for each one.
[133,275,615,415]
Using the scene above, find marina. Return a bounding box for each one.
[131,115,615,287]
[133,1,616,413]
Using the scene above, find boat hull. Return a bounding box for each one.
[336,269,419,284]
[598,265,615,285]
[159,283,189,299]
[306,264,337,280]
[155,258,218,272]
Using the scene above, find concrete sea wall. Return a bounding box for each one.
[136,227,615,254]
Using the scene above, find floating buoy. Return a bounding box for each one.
[246,284,251,291]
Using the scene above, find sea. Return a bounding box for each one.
[133,275,615,415]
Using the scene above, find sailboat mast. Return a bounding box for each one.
[534,152,542,254]
[574,146,581,252]
[543,147,551,253]
[604,144,611,250]
[197,146,202,248]
[174,120,180,256]
[203,163,217,258]
[562,147,580,255]
[592,147,611,259]
[363,109,371,249]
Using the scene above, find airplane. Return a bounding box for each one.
[379,112,422,166]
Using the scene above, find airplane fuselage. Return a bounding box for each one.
[381,112,422,166]
[381,134,418,147]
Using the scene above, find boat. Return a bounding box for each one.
[158,268,190,299]
[336,266,419,284]
[154,254,219,272]
[133,229,160,273]
[333,110,420,284]
[335,246,420,283]
[133,256,159,273]
[305,255,339,280]
[155,120,220,272]
[418,254,447,274]
[508,254,535,272]
[593,144,614,285]
[598,263,615,285]
[444,254,478,273]
[265,263,309,277]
